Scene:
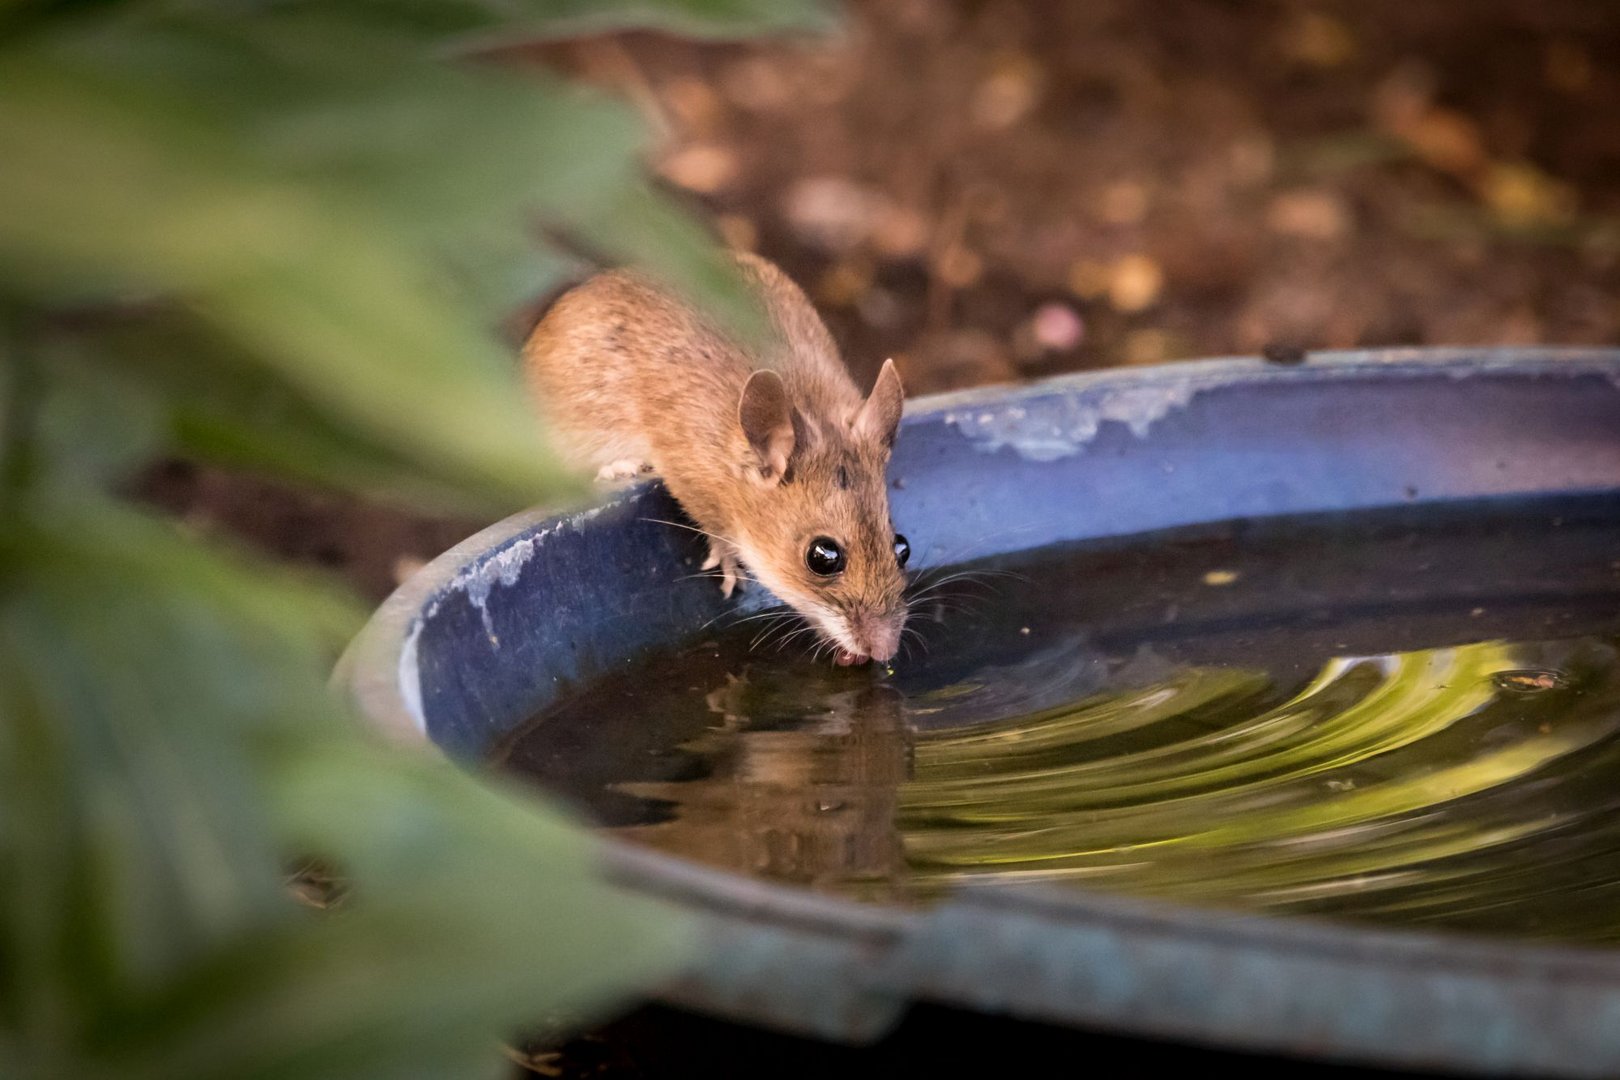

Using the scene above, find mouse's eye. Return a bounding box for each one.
[805,536,845,577]
[893,533,910,568]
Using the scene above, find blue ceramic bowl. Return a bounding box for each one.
[340,348,1620,1076]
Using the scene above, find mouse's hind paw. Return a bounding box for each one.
[701,539,745,599]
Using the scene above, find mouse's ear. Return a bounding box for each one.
[854,358,904,450]
[739,370,796,486]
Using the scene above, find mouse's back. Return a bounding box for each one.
[523,253,863,473]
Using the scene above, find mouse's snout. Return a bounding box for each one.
[849,608,906,664]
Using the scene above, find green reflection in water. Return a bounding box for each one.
[902,638,1620,943]
[609,636,1620,942]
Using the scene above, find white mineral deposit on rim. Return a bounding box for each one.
[455,504,611,638]
[944,381,1200,462]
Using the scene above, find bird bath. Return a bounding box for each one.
[340,348,1620,1076]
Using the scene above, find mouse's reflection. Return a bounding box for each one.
[615,673,913,900]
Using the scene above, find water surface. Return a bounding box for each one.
[497,498,1620,943]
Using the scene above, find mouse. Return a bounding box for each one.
[522,252,910,666]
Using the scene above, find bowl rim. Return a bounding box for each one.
[337,346,1620,1069]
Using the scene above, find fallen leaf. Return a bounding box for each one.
[934,244,984,288]
[816,259,874,307]
[1402,107,1487,176]
[1480,161,1577,227]
[1108,254,1163,312]
[1267,189,1351,240]
[971,51,1043,130]
[720,56,792,111]
[871,205,931,258]
[782,176,891,252]
[1280,10,1357,68]
[660,75,724,131]
[658,143,737,194]
[1067,258,1111,300]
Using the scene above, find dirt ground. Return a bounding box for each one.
[138,1,1620,1075]
[597,0,1620,393]
[146,0,1620,599]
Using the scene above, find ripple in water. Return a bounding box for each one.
[497,500,1620,943]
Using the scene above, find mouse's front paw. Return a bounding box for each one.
[701,539,745,599]
[595,459,655,486]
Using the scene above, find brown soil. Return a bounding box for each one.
[570,0,1620,396]
[138,2,1620,1075]
[150,0,1620,598]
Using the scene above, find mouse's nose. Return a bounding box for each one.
[853,611,903,663]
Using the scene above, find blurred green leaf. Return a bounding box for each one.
[0,8,789,505]
[30,333,168,493]
[521,0,838,37]
[34,314,558,514]
[299,0,838,46]
[0,0,836,1074]
[0,14,629,507]
[0,498,691,1079]
[0,500,354,1050]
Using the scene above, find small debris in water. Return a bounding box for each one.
[1019,626,1031,635]
[1202,569,1240,586]
[1471,607,1486,617]
[1492,669,1570,694]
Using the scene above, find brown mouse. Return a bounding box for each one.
[522,252,910,666]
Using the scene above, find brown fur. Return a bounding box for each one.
[522,253,909,662]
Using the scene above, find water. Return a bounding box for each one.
[496,498,1620,944]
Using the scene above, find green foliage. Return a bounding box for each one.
[0,0,831,1077]
[315,0,840,46]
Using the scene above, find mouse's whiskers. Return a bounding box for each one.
[639,516,747,554]
[772,624,820,653]
[898,622,933,662]
[748,611,803,651]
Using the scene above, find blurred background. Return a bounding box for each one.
[108,2,1617,1076]
[573,0,1620,385]
[143,0,1620,605]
